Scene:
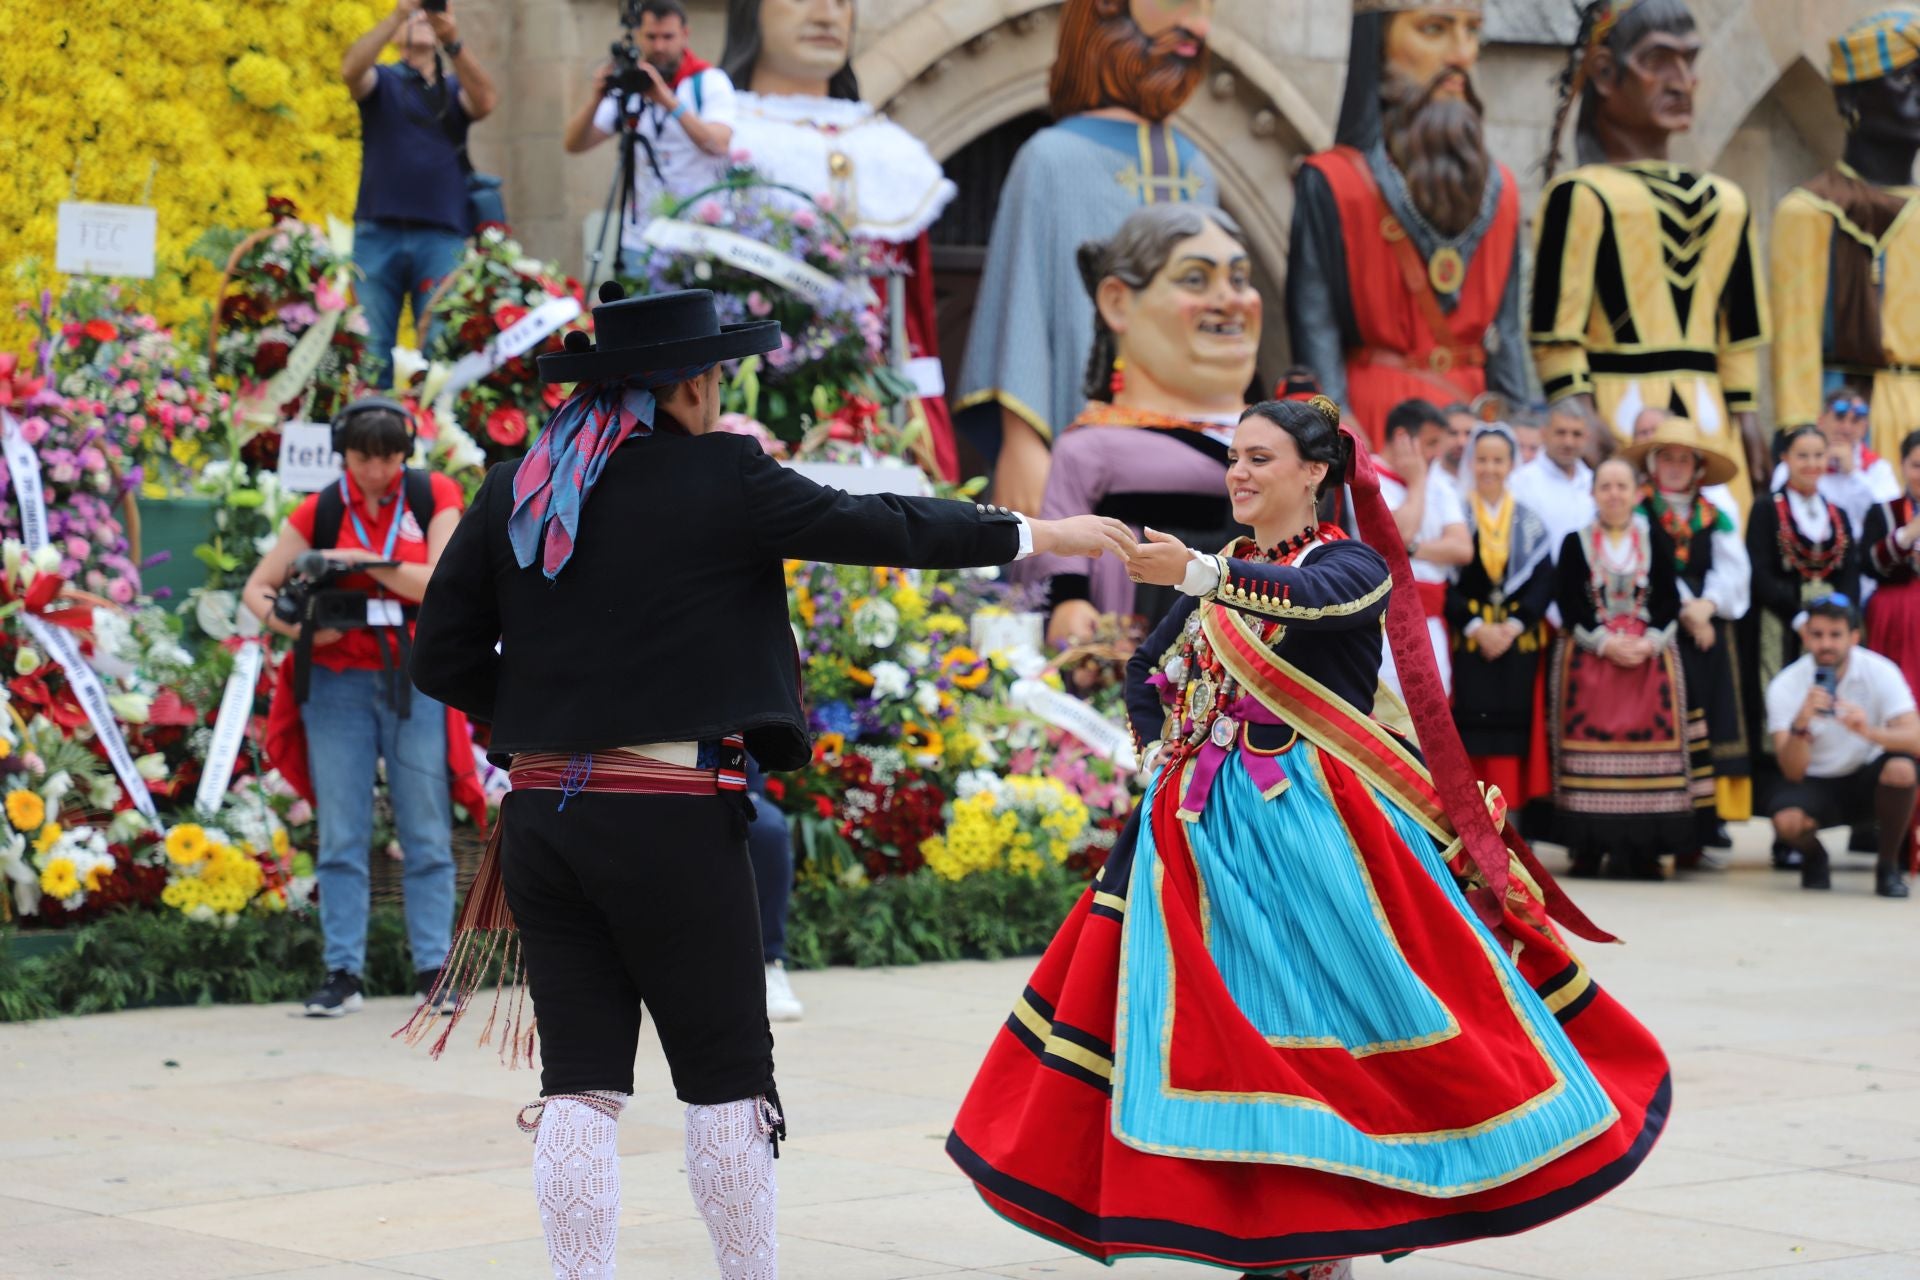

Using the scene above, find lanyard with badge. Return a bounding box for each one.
[340,474,408,628]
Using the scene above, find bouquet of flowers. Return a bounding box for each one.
[157,818,302,925]
[628,176,918,448]
[207,197,367,433]
[28,285,230,499]
[0,718,155,926]
[420,224,589,469]
[919,773,1092,881]
[0,367,145,603]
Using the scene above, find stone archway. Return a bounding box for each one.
[855,2,1335,384]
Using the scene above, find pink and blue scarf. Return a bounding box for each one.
[509,366,714,579]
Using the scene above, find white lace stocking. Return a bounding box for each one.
[530,1091,628,1280]
[685,1097,780,1280]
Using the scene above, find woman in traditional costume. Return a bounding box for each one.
[1030,204,1257,644]
[948,398,1669,1279]
[1748,426,1863,695]
[1447,424,1556,813]
[1622,418,1752,854]
[1549,459,1697,879]
[1863,429,1920,699]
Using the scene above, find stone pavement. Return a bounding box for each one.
[2,822,1918,1280]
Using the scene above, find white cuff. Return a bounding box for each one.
[1898,524,1919,552]
[1464,617,1485,637]
[1014,514,1034,560]
[1177,550,1221,597]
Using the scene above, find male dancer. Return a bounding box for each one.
[410,285,1133,1279]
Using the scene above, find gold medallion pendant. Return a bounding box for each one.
[1428,245,1466,295]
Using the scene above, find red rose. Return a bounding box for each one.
[485,405,529,447]
[254,340,291,376]
[84,318,117,343]
[493,304,529,331]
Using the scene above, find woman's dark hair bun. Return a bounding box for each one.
[1241,398,1351,498]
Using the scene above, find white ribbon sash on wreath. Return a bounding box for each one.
[1008,678,1139,772]
[0,410,161,825]
[194,641,266,816]
[1,411,49,552]
[434,295,582,410]
[22,616,160,825]
[642,219,876,309]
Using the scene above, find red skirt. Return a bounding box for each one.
[949,752,1669,1272]
[1867,580,1920,703]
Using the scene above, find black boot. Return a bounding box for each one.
[1871,781,1917,900]
[1772,839,1803,871]
[1876,866,1911,899]
[1800,843,1831,891]
[1705,822,1733,849]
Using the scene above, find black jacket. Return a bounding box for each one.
[410,429,1022,770]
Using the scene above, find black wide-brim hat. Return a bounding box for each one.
[536,283,783,384]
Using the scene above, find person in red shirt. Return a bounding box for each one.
[243,402,466,1016]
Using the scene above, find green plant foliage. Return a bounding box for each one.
[785,867,1080,971]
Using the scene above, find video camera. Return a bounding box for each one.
[606,0,657,101]
[271,551,400,634]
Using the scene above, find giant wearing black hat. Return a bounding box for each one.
[405,284,1138,1279]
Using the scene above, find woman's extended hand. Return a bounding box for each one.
[1130,527,1193,588]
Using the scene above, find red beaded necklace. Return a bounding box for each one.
[1774,491,1851,580]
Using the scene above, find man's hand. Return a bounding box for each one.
[1383,433,1423,483]
[1831,438,1856,475]
[310,628,346,650]
[589,60,614,99]
[1476,622,1516,661]
[391,0,421,15]
[319,547,385,565]
[1836,700,1871,737]
[1131,528,1193,588]
[424,4,457,45]
[1797,685,1835,727]
[636,60,675,109]
[1028,514,1135,563]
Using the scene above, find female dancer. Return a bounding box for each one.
[1549,459,1696,879]
[948,399,1668,1278]
[1447,424,1557,812]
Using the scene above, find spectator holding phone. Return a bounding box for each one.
[1766,596,1919,898]
[341,0,499,387]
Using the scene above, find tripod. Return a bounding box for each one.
[585,91,663,296]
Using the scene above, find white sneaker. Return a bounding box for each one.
[765,961,804,1022]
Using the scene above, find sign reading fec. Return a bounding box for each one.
[55,202,158,279]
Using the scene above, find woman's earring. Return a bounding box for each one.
[1109,356,1127,398]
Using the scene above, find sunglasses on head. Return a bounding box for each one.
[1810,592,1853,610]
[1826,397,1869,419]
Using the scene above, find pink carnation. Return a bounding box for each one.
[18,416,47,445]
[106,578,134,604]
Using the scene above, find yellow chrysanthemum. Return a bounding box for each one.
[271,829,290,858]
[38,857,78,900]
[34,823,63,855]
[0,739,13,760]
[925,612,966,634]
[6,789,45,832]
[165,823,211,865]
[84,862,113,892]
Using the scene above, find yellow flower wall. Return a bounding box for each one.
[0,0,381,358]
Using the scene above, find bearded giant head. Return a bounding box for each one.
[1049,0,1213,123]
[1336,4,1491,238]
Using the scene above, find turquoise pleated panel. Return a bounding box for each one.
[1112,745,1620,1197]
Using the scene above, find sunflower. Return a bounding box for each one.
[814,732,847,765]
[5,789,45,832]
[903,722,945,765]
[941,646,990,690]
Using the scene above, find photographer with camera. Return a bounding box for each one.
[342,0,499,387]
[564,0,735,268]
[244,401,472,1015]
[1766,596,1920,898]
